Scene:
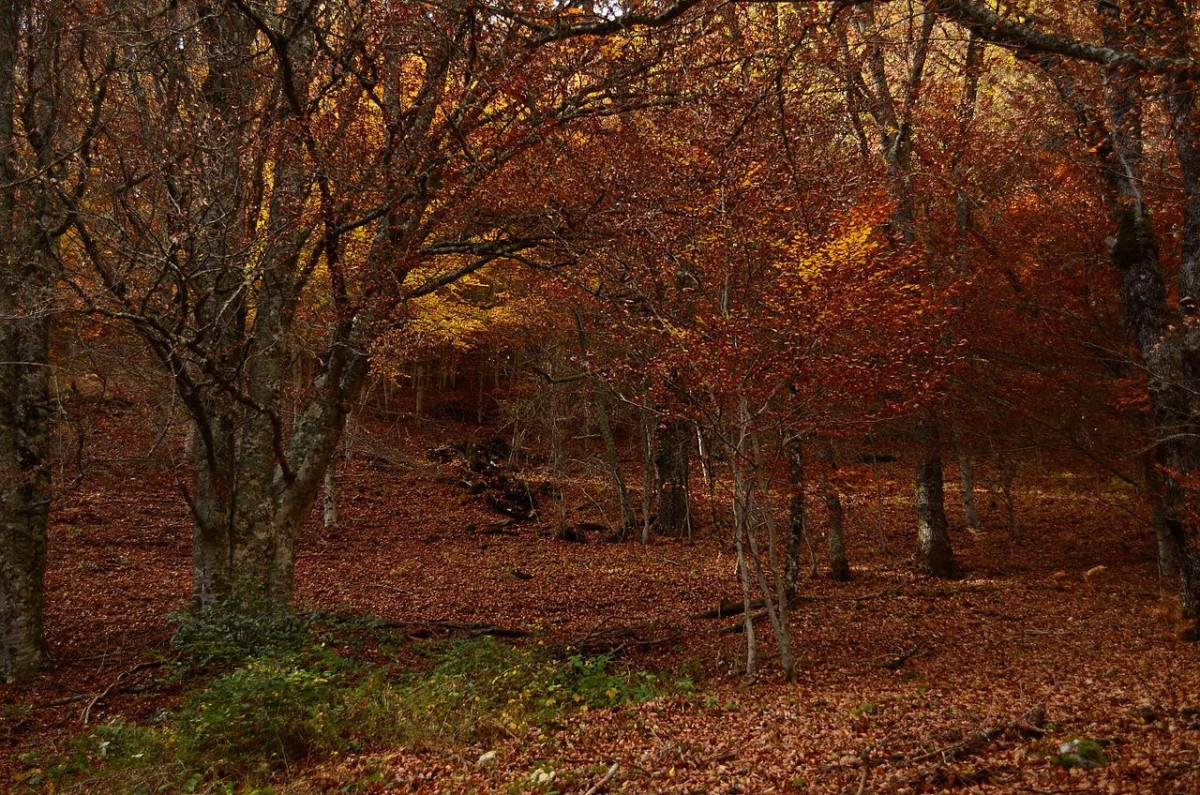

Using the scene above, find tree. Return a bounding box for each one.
[1,0,113,680]
[71,0,687,611]
[932,0,1200,628]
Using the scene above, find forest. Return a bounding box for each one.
[3,0,1200,792]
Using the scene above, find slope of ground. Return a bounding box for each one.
[3,400,1198,793]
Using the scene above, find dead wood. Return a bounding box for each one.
[584,762,620,795]
[877,644,923,671]
[910,703,1047,764]
[693,598,766,619]
[566,623,680,656]
[80,661,165,724]
[381,620,530,639]
[695,589,900,620]
[719,609,769,635]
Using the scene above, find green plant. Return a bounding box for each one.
[27,632,680,793]
[171,603,312,666]
[173,652,347,778]
[1051,738,1107,769]
[393,638,670,745]
[850,701,878,717]
[19,717,181,794]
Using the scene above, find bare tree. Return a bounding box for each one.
[1,0,112,679]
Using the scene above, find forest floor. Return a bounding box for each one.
[3,398,1200,794]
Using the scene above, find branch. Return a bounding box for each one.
[489,0,705,45]
[931,0,1199,75]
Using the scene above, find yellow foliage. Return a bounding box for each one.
[405,271,544,352]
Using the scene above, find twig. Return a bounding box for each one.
[910,703,1047,764]
[584,762,619,795]
[80,661,164,724]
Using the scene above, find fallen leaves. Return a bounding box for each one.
[5,405,1200,793]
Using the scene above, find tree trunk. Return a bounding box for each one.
[640,404,655,545]
[1145,449,1178,577]
[323,461,339,528]
[654,418,691,538]
[915,413,955,578]
[0,0,60,680]
[1035,7,1200,628]
[815,435,851,581]
[996,447,1018,542]
[785,434,806,601]
[952,422,981,533]
[189,348,368,609]
[0,267,53,681]
[866,427,893,554]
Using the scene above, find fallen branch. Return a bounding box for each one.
[81,661,165,725]
[719,609,768,635]
[693,598,766,620]
[584,762,620,795]
[694,589,900,620]
[877,645,923,671]
[381,620,529,639]
[567,623,680,655]
[39,693,91,708]
[910,703,1047,764]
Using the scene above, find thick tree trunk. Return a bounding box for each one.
[1155,1,1200,631]
[0,0,54,680]
[915,413,956,578]
[1144,450,1178,577]
[189,348,368,609]
[654,418,691,538]
[323,462,339,528]
[0,285,52,682]
[1035,7,1200,627]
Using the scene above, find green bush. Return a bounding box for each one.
[171,603,312,666]
[174,652,347,777]
[28,630,683,793]
[395,638,669,744]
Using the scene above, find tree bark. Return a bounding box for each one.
[916,413,956,578]
[785,434,806,601]
[814,435,851,581]
[0,0,76,680]
[654,418,692,538]
[0,250,52,680]
[953,423,981,533]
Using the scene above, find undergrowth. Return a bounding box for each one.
[19,607,682,794]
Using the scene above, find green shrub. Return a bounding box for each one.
[394,638,667,744]
[28,631,682,793]
[171,603,312,666]
[18,718,181,794]
[173,652,347,778]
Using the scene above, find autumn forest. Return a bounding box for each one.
[4,0,1200,792]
